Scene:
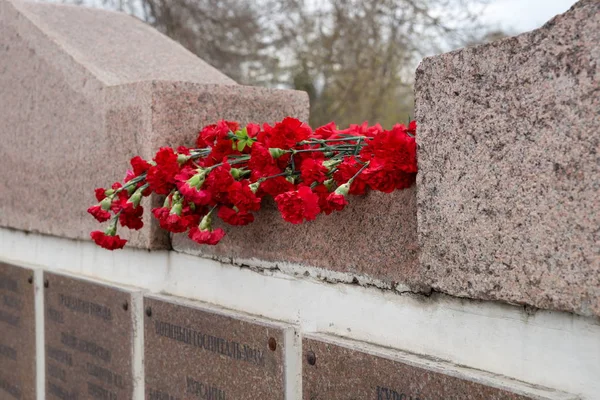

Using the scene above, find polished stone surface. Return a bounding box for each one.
[0,262,35,400]
[303,334,577,400]
[144,295,288,400]
[44,272,136,399]
[415,0,600,317]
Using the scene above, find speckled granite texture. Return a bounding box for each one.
[0,0,308,248]
[415,0,599,317]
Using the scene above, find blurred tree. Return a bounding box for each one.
[64,0,491,128]
[281,0,489,127]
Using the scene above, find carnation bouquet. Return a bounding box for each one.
[88,118,417,250]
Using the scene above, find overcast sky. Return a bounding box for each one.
[480,0,578,34]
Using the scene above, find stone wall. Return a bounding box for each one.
[0,0,598,399]
[0,0,308,248]
[415,0,599,317]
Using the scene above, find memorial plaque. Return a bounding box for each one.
[0,262,36,400]
[144,295,288,400]
[303,335,574,400]
[44,272,135,400]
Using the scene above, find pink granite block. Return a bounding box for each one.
[0,0,308,248]
[172,187,419,289]
[415,0,600,316]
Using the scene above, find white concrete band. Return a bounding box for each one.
[1,227,598,399]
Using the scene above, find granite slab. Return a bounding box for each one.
[302,334,577,400]
[0,262,36,400]
[144,295,290,400]
[44,272,136,399]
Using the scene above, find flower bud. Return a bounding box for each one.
[323,159,342,170]
[105,223,117,236]
[230,168,246,179]
[199,213,213,231]
[126,185,137,195]
[188,170,206,188]
[269,148,286,159]
[334,182,350,197]
[323,178,336,191]
[249,182,260,193]
[129,190,142,207]
[100,197,112,211]
[170,203,182,216]
[177,154,191,164]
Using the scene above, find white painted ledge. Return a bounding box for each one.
[0,228,598,399]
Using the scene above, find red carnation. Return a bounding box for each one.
[94,188,107,202]
[360,127,417,173]
[258,117,312,149]
[362,159,402,193]
[87,205,111,222]
[333,157,368,195]
[197,120,239,147]
[119,205,144,230]
[152,207,198,233]
[228,181,261,212]
[314,122,337,140]
[300,158,328,185]
[246,123,260,138]
[274,186,320,224]
[313,184,334,215]
[337,121,383,139]
[205,163,234,200]
[177,182,212,205]
[326,192,348,212]
[259,173,295,197]
[90,231,127,250]
[188,226,225,245]
[218,206,255,226]
[407,120,417,136]
[146,147,180,195]
[205,137,237,166]
[249,143,276,176]
[110,191,129,214]
[130,156,152,176]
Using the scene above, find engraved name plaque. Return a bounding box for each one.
[144,295,289,400]
[44,272,136,400]
[0,262,36,400]
[303,334,575,400]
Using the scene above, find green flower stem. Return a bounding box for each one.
[348,160,370,184]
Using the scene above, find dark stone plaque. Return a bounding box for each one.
[144,295,287,400]
[44,272,135,400]
[0,262,36,400]
[303,335,569,400]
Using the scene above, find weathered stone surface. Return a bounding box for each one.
[172,187,419,287]
[144,295,289,399]
[44,272,137,399]
[0,262,35,400]
[415,0,600,316]
[303,334,577,400]
[0,0,308,248]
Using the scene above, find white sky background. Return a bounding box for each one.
[479,0,577,34]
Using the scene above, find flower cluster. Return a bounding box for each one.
[88,118,417,250]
